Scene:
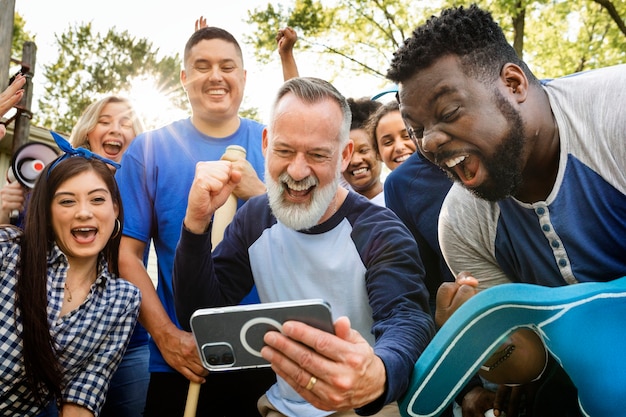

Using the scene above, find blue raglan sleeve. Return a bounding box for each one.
[351,204,436,414]
[173,202,258,331]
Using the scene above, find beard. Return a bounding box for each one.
[468,89,526,202]
[266,166,340,231]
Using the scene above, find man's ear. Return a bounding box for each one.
[262,128,269,158]
[341,140,354,172]
[501,63,529,103]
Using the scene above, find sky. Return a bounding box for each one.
[14,0,387,127]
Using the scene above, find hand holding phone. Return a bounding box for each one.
[190,299,334,371]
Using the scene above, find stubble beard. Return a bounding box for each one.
[469,89,526,202]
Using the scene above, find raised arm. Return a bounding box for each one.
[276,27,300,81]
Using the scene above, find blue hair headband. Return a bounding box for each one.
[48,131,121,174]
[371,84,399,101]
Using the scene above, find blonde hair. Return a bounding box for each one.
[70,96,144,149]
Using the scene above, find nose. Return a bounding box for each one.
[75,202,93,219]
[350,151,364,166]
[420,128,450,155]
[108,121,122,135]
[287,153,312,181]
[208,66,223,81]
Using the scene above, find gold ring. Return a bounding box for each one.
[305,376,317,390]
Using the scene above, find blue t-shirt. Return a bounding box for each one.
[116,117,265,372]
[384,152,454,303]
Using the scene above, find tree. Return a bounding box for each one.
[245,0,625,83]
[246,0,432,80]
[11,13,33,58]
[37,23,187,134]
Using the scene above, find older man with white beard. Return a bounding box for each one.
[173,77,434,417]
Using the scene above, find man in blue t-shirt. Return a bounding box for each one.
[116,27,274,416]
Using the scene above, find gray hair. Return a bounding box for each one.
[268,77,351,146]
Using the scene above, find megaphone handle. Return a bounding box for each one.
[9,209,20,226]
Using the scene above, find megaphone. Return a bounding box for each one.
[6,141,59,189]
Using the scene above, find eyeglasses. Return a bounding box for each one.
[48,131,122,175]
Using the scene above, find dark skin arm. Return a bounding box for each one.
[437,272,548,416]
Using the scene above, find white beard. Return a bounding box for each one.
[266,168,340,231]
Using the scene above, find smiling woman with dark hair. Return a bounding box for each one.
[0,154,140,417]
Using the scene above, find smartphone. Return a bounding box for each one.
[190,299,334,371]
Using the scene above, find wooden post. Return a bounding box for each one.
[0,0,16,90]
[12,41,36,154]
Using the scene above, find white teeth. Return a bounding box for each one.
[446,155,467,168]
[104,141,122,147]
[73,228,95,232]
[352,168,368,175]
[394,154,410,163]
[286,178,316,191]
[209,89,226,95]
[280,173,317,192]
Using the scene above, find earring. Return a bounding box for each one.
[110,218,121,240]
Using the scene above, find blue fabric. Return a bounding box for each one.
[49,131,121,171]
[399,276,626,417]
[494,156,626,285]
[116,117,266,373]
[100,344,150,417]
[384,152,454,304]
[173,191,435,416]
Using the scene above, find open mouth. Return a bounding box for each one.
[71,227,97,243]
[445,154,479,184]
[394,154,411,164]
[103,140,122,156]
[282,175,317,201]
[350,167,369,176]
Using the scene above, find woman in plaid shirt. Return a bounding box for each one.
[0,154,141,416]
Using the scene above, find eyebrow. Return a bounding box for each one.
[400,84,457,124]
[54,188,110,198]
[428,85,456,107]
[274,138,331,151]
[193,58,237,65]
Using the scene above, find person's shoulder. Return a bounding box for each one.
[441,183,499,227]
[106,275,142,304]
[133,118,190,142]
[242,194,270,213]
[239,117,265,133]
[443,182,490,209]
[346,191,401,223]
[543,64,626,88]
[0,225,22,243]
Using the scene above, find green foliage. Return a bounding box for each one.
[245,0,625,83]
[37,23,186,133]
[246,0,430,81]
[239,105,261,123]
[11,13,34,56]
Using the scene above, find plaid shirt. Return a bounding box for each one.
[0,226,141,416]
